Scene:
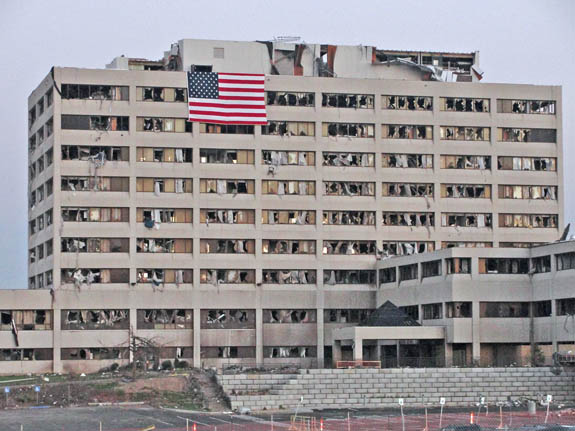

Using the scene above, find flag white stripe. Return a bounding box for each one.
[189,106,267,114]
[219,74,265,81]
[219,83,265,89]
[189,114,267,122]
[189,98,264,105]
[219,91,265,98]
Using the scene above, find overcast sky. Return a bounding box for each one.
[0,0,573,289]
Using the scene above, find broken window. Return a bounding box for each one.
[62,146,129,162]
[136,147,192,163]
[36,214,44,231]
[0,349,53,361]
[36,244,44,261]
[382,183,433,197]
[262,240,315,254]
[533,301,552,317]
[28,106,36,128]
[479,258,529,274]
[200,209,254,224]
[45,149,53,166]
[29,135,36,153]
[323,181,374,197]
[262,270,317,284]
[200,309,255,329]
[201,149,255,164]
[262,121,315,136]
[137,87,187,102]
[382,153,433,168]
[45,240,53,256]
[382,212,434,227]
[399,264,418,282]
[446,302,472,318]
[379,267,396,284]
[137,238,192,253]
[29,219,36,235]
[37,156,44,173]
[382,95,432,111]
[200,239,254,254]
[422,260,442,278]
[200,269,255,284]
[62,176,129,192]
[263,150,315,166]
[137,117,192,133]
[267,91,314,107]
[322,152,374,167]
[324,309,371,324]
[557,298,575,316]
[557,252,575,271]
[322,123,374,138]
[137,309,193,329]
[138,208,192,225]
[322,93,374,109]
[200,179,254,194]
[440,97,489,112]
[381,241,435,256]
[422,303,443,320]
[532,255,551,273]
[323,270,376,285]
[61,115,129,131]
[441,213,492,228]
[497,99,556,115]
[61,238,129,253]
[441,155,491,170]
[446,258,471,274]
[497,156,556,171]
[45,88,53,107]
[322,240,376,255]
[442,184,491,199]
[440,126,490,141]
[137,178,192,193]
[442,241,492,249]
[497,128,556,143]
[0,310,52,331]
[61,268,129,285]
[137,269,193,285]
[45,117,53,137]
[62,309,129,330]
[399,305,419,321]
[262,210,315,225]
[200,123,254,134]
[262,180,315,195]
[61,348,129,360]
[264,346,316,359]
[323,211,375,226]
[61,84,129,100]
[498,213,558,228]
[264,310,316,323]
[201,347,255,359]
[480,302,529,318]
[37,97,44,116]
[61,207,129,222]
[498,185,557,200]
[499,242,541,248]
[45,270,53,287]
[382,125,432,139]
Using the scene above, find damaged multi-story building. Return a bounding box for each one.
[3,37,570,374]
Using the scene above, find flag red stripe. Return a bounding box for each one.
[218,79,264,85]
[219,87,263,93]
[218,96,265,101]
[189,102,265,109]
[189,110,267,117]
[189,118,268,125]
[218,72,265,77]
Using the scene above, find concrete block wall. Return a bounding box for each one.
[218,368,575,411]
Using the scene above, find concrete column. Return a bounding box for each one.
[472,302,481,364]
[551,299,558,352]
[316,309,324,368]
[396,340,401,366]
[444,342,453,367]
[333,340,342,367]
[354,335,363,361]
[129,308,137,365]
[52,308,62,373]
[193,308,201,368]
[256,308,263,367]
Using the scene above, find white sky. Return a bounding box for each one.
[0,0,573,288]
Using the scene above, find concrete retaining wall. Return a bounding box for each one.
[218,367,575,411]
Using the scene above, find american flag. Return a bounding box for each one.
[187,71,267,125]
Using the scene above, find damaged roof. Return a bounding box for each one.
[361,301,421,327]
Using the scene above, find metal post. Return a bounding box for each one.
[99,422,102,431]
[186,418,189,431]
[425,407,428,431]
[347,411,351,431]
[545,402,550,424]
[440,405,444,429]
[271,414,273,431]
[400,405,405,431]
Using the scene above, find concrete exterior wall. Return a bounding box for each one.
[219,367,575,411]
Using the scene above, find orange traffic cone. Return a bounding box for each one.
[470,412,475,424]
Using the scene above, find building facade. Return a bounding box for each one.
[16,38,566,373]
